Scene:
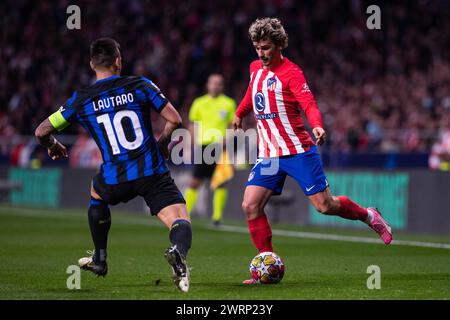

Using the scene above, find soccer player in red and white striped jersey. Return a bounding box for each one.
[233,18,393,284]
[235,47,322,158]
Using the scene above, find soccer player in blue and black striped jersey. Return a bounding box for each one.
[35,38,192,292]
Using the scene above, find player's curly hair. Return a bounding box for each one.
[248,17,289,49]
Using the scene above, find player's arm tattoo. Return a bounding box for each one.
[35,118,58,149]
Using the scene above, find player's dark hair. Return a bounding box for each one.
[90,37,121,68]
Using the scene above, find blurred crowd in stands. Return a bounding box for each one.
[1,0,449,169]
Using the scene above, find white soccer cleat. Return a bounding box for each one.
[164,245,190,292]
[78,250,108,277]
[175,265,190,293]
[78,256,92,266]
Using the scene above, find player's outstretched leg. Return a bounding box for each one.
[309,188,393,245]
[241,186,274,284]
[78,197,111,276]
[158,204,192,292]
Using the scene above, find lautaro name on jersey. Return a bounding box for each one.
[93,92,135,111]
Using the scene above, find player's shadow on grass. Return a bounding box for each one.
[227,275,367,289]
[192,281,307,289]
[114,281,188,294]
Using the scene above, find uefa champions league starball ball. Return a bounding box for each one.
[249,252,285,284]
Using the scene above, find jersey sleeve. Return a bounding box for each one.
[48,91,78,131]
[141,77,169,112]
[288,69,323,129]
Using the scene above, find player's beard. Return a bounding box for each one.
[261,57,270,66]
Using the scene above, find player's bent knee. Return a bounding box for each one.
[314,201,333,214]
[314,205,326,214]
[157,204,190,228]
[242,201,262,217]
[169,204,190,220]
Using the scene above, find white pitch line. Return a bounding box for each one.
[3,207,450,250]
[210,225,450,250]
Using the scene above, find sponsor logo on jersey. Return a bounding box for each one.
[254,91,266,112]
[255,113,277,120]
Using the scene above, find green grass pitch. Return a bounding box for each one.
[0,205,449,299]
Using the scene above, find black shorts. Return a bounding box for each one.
[192,144,221,179]
[92,172,186,215]
[193,162,217,179]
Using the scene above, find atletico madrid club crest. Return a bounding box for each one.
[267,77,277,91]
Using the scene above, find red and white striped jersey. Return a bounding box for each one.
[236,58,323,158]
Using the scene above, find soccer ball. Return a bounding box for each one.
[249,251,285,284]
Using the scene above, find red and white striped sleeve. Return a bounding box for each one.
[288,69,323,129]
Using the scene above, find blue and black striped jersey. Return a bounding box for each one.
[49,75,169,184]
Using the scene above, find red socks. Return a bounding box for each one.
[247,214,273,253]
[337,196,368,221]
[247,198,367,253]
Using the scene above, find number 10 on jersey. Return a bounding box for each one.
[97,110,144,155]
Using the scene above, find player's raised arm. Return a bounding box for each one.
[35,118,68,160]
[35,90,78,159]
[289,71,326,145]
[157,102,183,159]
